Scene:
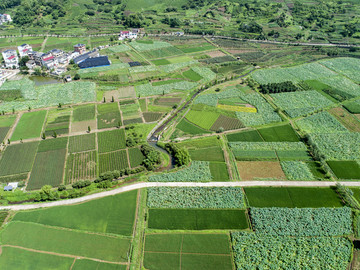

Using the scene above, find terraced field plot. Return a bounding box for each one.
[68,133,96,153]
[98,129,126,153]
[13,190,138,235]
[99,150,129,173]
[97,103,121,129]
[185,110,220,130]
[176,119,211,135]
[144,233,233,270]
[244,187,343,208]
[257,124,299,142]
[0,141,39,177]
[11,110,47,141]
[237,161,286,181]
[27,149,67,190]
[72,104,96,122]
[1,222,131,262]
[0,247,74,270]
[44,109,71,137]
[189,146,225,162]
[66,151,97,183]
[128,147,145,168]
[148,209,249,230]
[327,161,360,180]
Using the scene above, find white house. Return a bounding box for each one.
[119,29,139,40]
[0,14,12,25]
[2,49,19,68]
[18,44,33,58]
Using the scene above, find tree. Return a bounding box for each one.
[88,126,91,133]
[53,131,57,138]
[103,97,106,103]
[19,56,29,67]
[34,67,42,76]
[74,74,80,80]
[111,96,114,102]
[58,103,62,108]
[42,133,46,140]
[58,184,66,191]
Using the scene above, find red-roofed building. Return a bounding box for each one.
[18,44,33,57]
[2,49,19,68]
[119,29,139,40]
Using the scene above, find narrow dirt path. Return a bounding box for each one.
[40,36,48,52]
[2,181,360,211]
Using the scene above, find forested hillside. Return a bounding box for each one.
[0,0,359,44]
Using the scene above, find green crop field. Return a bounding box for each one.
[98,129,126,153]
[1,222,131,262]
[144,233,233,270]
[0,142,39,177]
[27,149,67,190]
[226,130,264,142]
[128,147,145,168]
[66,151,97,183]
[327,161,360,180]
[189,147,225,162]
[0,115,16,127]
[183,69,203,82]
[244,187,343,208]
[37,137,68,152]
[99,150,129,173]
[0,247,74,270]
[44,109,71,136]
[185,110,220,130]
[209,162,230,181]
[11,110,47,141]
[176,119,211,135]
[72,259,127,270]
[97,103,121,129]
[176,136,221,149]
[148,209,249,230]
[68,134,96,153]
[13,190,137,235]
[257,124,299,142]
[73,104,96,122]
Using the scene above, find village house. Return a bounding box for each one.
[2,49,19,68]
[119,29,139,40]
[73,50,99,65]
[0,14,12,25]
[41,53,58,69]
[74,44,86,54]
[18,44,33,58]
[28,51,44,66]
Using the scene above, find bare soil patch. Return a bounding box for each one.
[70,120,96,133]
[118,86,136,99]
[237,161,286,181]
[329,107,360,132]
[206,50,226,58]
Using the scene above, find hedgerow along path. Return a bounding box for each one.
[2,181,360,211]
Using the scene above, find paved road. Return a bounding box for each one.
[2,181,360,211]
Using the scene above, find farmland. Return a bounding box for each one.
[0,32,360,269]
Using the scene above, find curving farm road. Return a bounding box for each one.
[2,181,360,211]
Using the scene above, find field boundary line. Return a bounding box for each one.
[2,244,129,265]
[69,258,76,270]
[4,181,360,210]
[144,250,231,256]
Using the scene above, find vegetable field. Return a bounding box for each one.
[97,129,126,153]
[147,187,245,208]
[99,150,129,173]
[66,151,97,183]
[148,161,212,182]
[0,142,39,177]
[148,209,249,230]
[250,207,352,236]
[232,232,351,269]
[11,110,46,141]
[68,134,96,153]
[27,149,67,190]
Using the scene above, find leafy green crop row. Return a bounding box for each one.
[296,111,348,133]
[280,161,315,180]
[147,187,245,208]
[135,81,197,96]
[229,142,307,151]
[250,207,352,236]
[309,133,360,160]
[232,232,351,270]
[148,161,212,182]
